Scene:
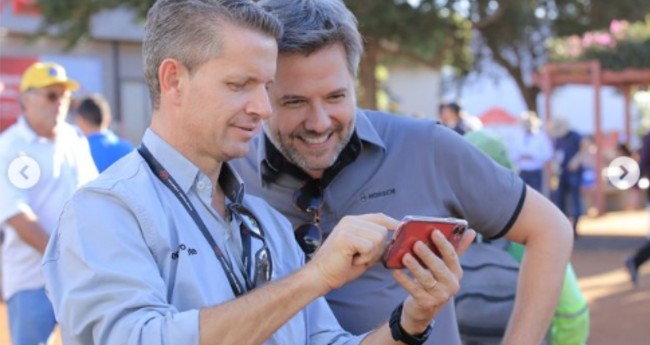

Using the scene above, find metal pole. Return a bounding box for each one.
[592,61,604,214]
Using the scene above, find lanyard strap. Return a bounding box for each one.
[138,144,252,296]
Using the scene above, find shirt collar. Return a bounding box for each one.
[15,116,42,143]
[259,109,385,187]
[354,109,385,149]
[141,129,245,203]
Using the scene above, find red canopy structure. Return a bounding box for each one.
[533,60,650,214]
[479,107,518,126]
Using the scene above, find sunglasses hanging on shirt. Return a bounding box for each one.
[292,179,324,256]
[138,144,273,297]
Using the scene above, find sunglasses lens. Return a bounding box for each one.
[293,180,323,213]
[254,248,272,285]
[294,223,322,255]
[232,205,263,238]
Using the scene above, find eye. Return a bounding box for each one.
[227,82,245,91]
[282,99,306,108]
[328,93,346,102]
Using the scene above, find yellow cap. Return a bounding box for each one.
[20,62,80,92]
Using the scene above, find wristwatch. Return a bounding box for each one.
[389,302,434,345]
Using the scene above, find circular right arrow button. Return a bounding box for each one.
[607,156,640,190]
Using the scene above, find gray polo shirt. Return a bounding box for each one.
[42,129,365,345]
[231,109,526,345]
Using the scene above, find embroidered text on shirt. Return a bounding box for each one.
[360,188,396,202]
[171,243,198,260]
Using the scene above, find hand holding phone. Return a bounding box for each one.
[382,216,468,269]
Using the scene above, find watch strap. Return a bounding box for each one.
[389,302,433,345]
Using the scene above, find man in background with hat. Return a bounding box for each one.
[0,62,97,345]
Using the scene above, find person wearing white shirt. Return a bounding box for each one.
[510,111,553,192]
[0,62,98,345]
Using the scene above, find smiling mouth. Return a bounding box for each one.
[300,133,332,145]
[236,124,259,133]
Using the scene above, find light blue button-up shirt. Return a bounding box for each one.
[42,129,365,345]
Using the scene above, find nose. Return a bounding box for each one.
[304,101,332,132]
[246,85,272,119]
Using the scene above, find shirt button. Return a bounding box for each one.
[197,180,206,190]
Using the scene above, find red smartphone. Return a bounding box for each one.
[383,216,468,269]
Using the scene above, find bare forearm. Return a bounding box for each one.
[199,265,327,345]
[199,213,403,344]
[504,218,573,344]
[7,212,50,253]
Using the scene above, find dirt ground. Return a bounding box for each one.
[1,210,649,345]
[570,210,650,345]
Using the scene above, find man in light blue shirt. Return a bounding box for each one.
[42,1,474,344]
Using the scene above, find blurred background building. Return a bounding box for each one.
[0,3,149,143]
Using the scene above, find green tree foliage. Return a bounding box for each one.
[34,0,650,111]
[468,0,650,112]
[344,0,472,108]
[469,0,548,112]
[35,0,472,110]
[549,16,650,70]
[553,0,650,37]
[35,0,154,48]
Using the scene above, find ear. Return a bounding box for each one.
[18,92,30,110]
[158,58,186,106]
[74,116,90,134]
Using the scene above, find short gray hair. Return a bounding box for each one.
[259,0,363,76]
[143,0,283,109]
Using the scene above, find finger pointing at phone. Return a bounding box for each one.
[392,227,477,336]
[306,213,399,293]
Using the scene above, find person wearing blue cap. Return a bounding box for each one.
[0,61,97,345]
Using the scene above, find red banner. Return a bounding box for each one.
[12,0,40,16]
[0,56,39,132]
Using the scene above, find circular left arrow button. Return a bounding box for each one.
[8,156,41,189]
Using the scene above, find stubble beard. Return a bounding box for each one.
[263,117,356,174]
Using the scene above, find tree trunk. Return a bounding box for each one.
[358,40,379,109]
[489,46,540,114]
[520,84,540,114]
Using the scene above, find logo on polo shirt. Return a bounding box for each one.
[171,243,198,260]
[359,187,396,202]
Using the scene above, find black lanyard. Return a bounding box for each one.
[138,144,252,297]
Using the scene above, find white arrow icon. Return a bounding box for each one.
[8,155,41,189]
[607,156,640,190]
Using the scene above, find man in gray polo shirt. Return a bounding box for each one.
[231,0,574,344]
